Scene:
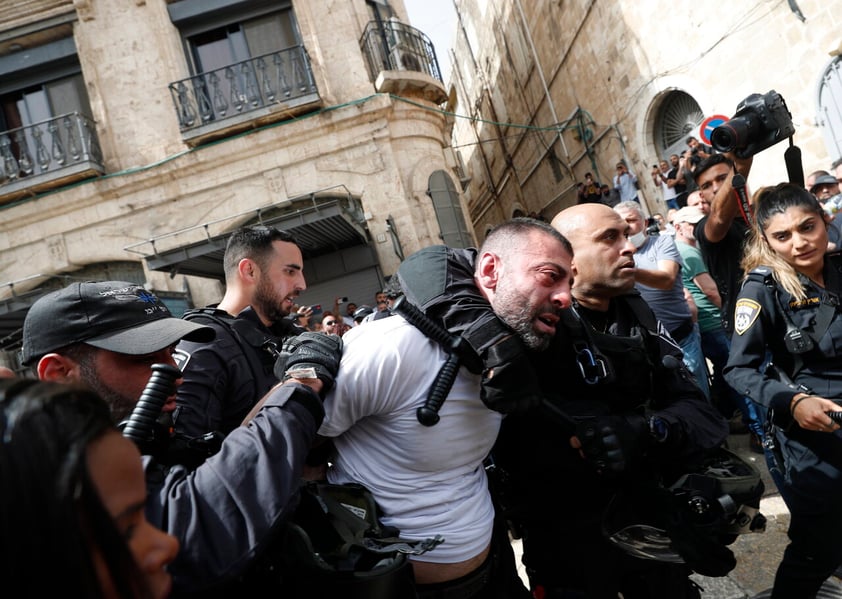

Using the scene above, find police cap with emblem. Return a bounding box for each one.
[21,281,214,366]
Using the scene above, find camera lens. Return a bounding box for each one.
[711,116,760,153]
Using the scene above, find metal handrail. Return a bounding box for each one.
[0,112,103,184]
[168,45,317,132]
[360,19,442,83]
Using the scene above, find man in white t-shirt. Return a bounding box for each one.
[613,161,639,203]
[651,159,678,210]
[318,219,574,598]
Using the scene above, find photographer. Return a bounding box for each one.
[696,89,798,465]
[613,161,640,203]
[687,136,712,163]
[692,152,753,335]
[652,160,678,210]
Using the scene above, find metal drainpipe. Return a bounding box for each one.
[513,0,573,178]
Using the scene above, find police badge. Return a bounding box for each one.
[734,299,761,335]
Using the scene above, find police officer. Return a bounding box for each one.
[724,183,842,598]
[21,280,343,595]
[174,225,306,446]
[398,208,728,598]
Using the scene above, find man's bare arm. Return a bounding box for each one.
[692,272,722,309]
[703,152,753,243]
[634,258,679,290]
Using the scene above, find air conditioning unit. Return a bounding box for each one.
[386,18,422,73]
[389,45,421,72]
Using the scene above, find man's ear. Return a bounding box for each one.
[475,251,500,291]
[37,353,80,383]
[237,258,258,284]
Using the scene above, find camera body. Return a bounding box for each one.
[645,216,660,236]
[710,90,794,158]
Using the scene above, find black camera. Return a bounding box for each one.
[645,217,660,236]
[709,90,794,158]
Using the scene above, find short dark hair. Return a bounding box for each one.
[693,153,734,183]
[223,226,297,279]
[481,217,573,259]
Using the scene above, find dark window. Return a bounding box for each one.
[366,0,395,22]
[187,11,300,75]
[0,36,98,181]
[428,170,472,248]
[168,1,317,133]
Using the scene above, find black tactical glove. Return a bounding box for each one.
[274,332,343,396]
[480,335,543,413]
[575,413,652,476]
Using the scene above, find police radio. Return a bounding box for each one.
[783,326,814,354]
[120,363,181,457]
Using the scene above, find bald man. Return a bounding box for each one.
[490,203,729,597]
[397,208,728,596]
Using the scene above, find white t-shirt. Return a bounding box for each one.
[319,315,502,564]
[660,174,677,202]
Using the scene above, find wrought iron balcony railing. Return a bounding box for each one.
[169,45,318,134]
[360,19,442,83]
[0,112,104,197]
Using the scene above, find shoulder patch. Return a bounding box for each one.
[173,348,191,370]
[734,299,761,335]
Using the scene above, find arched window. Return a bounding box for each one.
[817,56,842,163]
[653,91,705,159]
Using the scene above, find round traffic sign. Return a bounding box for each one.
[699,114,730,145]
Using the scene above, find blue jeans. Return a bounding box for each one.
[700,327,763,436]
[677,324,710,400]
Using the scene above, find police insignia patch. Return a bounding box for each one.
[734,299,761,335]
[173,348,191,370]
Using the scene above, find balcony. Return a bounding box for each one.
[360,20,447,104]
[169,45,321,146]
[0,112,105,204]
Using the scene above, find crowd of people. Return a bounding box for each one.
[2,138,842,599]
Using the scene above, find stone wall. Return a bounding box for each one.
[450,0,841,234]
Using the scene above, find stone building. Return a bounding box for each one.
[445,0,842,234]
[0,0,471,369]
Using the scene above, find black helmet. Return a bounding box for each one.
[603,447,766,577]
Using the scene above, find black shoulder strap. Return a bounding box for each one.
[745,267,775,286]
[622,292,660,336]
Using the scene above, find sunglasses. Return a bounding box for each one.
[323,320,337,326]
